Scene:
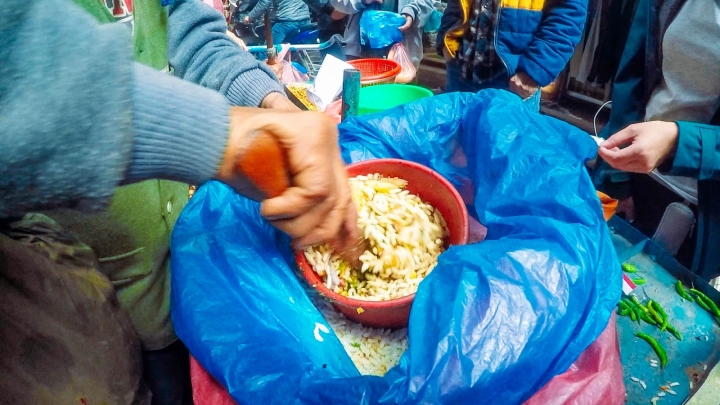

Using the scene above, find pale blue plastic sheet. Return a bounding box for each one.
[171,89,622,405]
[359,10,406,49]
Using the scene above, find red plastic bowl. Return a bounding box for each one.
[295,159,469,329]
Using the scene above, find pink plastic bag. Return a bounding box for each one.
[190,315,624,405]
[525,314,625,405]
[388,43,416,84]
[324,99,343,124]
[275,44,309,84]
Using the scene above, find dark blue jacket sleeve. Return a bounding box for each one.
[436,0,461,56]
[516,0,588,86]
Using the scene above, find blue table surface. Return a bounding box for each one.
[609,218,720,405]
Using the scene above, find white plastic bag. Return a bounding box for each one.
[387,43,416,84]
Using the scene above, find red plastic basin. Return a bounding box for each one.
[295,159,469,329]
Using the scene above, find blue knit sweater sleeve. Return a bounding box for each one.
[0,0,230,218]
[168,0,284,107]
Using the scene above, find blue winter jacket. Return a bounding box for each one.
[437,0,588,86]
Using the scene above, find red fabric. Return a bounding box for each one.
[190,357,237,405]
[190,315,624,405]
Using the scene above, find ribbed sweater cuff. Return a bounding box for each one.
[126,63,229,185]
[226,68,284,107]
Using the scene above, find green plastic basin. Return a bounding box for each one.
[358,84,434,115]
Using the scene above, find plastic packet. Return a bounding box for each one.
[388,43,416,83]
[275,44,309,84]
[359,10,405,49]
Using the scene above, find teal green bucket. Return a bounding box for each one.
[358,84,434,115]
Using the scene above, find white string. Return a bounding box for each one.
[593,100,613,137]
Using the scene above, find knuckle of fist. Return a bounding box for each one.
[306,182,332,200]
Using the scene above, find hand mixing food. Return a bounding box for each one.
[235,129,364,264]
[304,174,449,301]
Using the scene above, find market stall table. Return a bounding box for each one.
[610,217,720,404]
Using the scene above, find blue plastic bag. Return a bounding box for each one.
[171,89,621,405]
[424,9,442,33]
[359,10,406,49]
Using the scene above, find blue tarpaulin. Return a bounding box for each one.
[171,89,621,404]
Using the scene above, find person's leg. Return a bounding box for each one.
[143,340,194,405]
[272,20,310,44]
[444,59,468,92]
[0,214,150,405]
[271,21,291,44]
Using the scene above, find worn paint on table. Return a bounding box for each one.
[609,217,720,405]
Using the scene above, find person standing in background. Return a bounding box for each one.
[327,0,434,68]
[0,0,356,404]
[594,0,720,283]
[437,0,587,110]
[244,0,312,44]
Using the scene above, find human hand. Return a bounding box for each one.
[218,108,356,248]
[330,9,346,20]
[399,14,413,31]
[598,121,679,173]
[508,72,539,100]
[266,61,283,79]
[260,92,301,112]
[226,30,248,50]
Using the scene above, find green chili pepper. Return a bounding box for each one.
[631,277,647,285]
[631,296,649,313]
[646,300,665,325]
[666,325,683,341]
[633,306,644,323]
[675,281,695,302]
[695,295,712,311]
[651,301,670,332]
[640,311,658,325]
[629,308,638,321]
[635,332,668,368]
[617,301,631,316]
[622,263,638,273]
[690,288,720,317]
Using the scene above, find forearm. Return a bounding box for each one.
[0,0,136,218]
[247,0,272,22]
[168,0,284,108]
[399,0,434,29]
[126,63,229,186]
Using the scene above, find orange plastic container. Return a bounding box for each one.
[296,159,469,329]
[347,58,401,87]
[597,191,618,221]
